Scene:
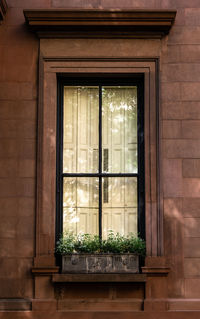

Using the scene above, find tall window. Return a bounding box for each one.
[57,76,144,239]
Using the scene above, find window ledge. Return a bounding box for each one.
[32,267,60,276]
[52,273,146,283]
[24,9,176,39]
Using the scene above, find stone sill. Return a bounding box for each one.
[52,273,146,283]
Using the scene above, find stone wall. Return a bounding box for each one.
[0,0,200,316]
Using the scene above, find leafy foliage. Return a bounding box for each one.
[56,231,146,256]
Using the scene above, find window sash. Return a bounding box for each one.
[57,78,145,240]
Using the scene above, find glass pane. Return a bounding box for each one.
[102,86,137,173]
[63,86,99,173]
[102,177,137,238]
[63,177,99,235]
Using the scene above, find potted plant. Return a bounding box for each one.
[56,231,146,274]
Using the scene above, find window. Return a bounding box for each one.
[57,75,145,240]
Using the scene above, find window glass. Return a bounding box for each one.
[63,86,99,173]
[102,87,137,173]
[62,84,140,238]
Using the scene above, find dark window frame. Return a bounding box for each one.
[56,74,145,242]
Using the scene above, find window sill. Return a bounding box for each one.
[52,273,146,283]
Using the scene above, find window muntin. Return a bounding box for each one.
[59,80,144,239]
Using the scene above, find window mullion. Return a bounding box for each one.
[99,85,102,239]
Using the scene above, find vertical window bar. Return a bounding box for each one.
[99,86,102,239]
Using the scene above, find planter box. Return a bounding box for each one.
[62,254,139,274]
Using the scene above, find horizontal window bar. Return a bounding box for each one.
[62,173,138,177]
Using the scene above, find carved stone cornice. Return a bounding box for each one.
[24,9,176,39]
[0,0,7,22]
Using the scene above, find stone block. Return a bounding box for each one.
[185,8,200,26]
[161,82,181,102]
[163,159,182,197]
[184,238,200,257]
[0,82,34,100]
[32,300,57,311]
[161,45,180,63]
[18,139,36,160]
[162,102,200,120]
[35,276,57,299]
[18,159,35,178]
[184,258,200,277]
[163,139,200,158]
[4,7,24,25]
[18,197,35,217]
[0,100,37,120]
[101,0,157,8]
[185,279,200,298]
[0,198,19,217]
[8,0,51,8]
[162,0,200,7]
[0,299,31,311]
[0,159,18,177]
[169,299,200,311]
[116,283,144,299]
[162,64,200,82]
[52,0,100,8]
[57,299,142,311]
[162,120,181,138]
[0,258,33,279]
[0,215,17,239]
[180,45,200,63]
[169,27,200,45]
[181,82,200,101]
[1,44,37,82]
[55,282,110,299]
[183,198,200,217]
[0,277,33,299]
[182,121,200,139]
[16,215,34,239]
[184,218,200,237]
[0,238,34,258]
[183,178,200,198]
[164,198,182,219]
[183,159,200,177]
[0,178,35,198]
[0,120,36,139]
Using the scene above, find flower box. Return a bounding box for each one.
[62,254,139,274]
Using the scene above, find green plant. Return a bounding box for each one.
[56,231,146,256]
[74,233,101,253]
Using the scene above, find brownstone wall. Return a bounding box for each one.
[1,0,200,316]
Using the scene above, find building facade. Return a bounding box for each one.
[1,0,200,318]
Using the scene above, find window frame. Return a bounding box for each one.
[56,74,145,242]
[32,57,162,272]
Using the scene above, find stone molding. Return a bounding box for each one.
[23,9,176,39]
[32,267,59,275]
[52,273,147,282]
[142,267,170,275]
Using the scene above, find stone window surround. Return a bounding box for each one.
[34,57,161,269]
[23,10,176,281]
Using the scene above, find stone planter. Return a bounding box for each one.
[62,254,139,274]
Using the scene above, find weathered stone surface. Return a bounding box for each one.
[62,254,139,274]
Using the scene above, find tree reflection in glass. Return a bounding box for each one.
[63,86,138,237]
